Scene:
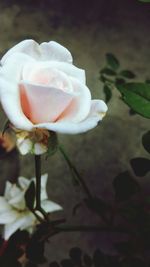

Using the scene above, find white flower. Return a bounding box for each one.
[0,40,107,136]
[0,174,62,240]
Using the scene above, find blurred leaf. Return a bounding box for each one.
[130,157,150,176]
[115,78,126,85]
[46,131,58,158]
[106,53,120,70]
[142,131,150,153]
[25,181,35,210]
[103,85,112,103]
[100,68,116,76]
[119,70,136,79]
[113,171,140,201]
[117,83,150,118]
[69,247,82,265]
[145,79,150,84]
[61,259,74,267]
[129,108,137,115]
[83,253,92,267]
[93,249,105,267]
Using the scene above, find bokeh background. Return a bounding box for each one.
[0,0,149,265]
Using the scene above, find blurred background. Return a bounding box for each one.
[0,0,149,265]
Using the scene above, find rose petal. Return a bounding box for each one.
[20,82,74,124]
[0,197,11,212]
[41,200,62,213]
[1,40,73,64]
[57,77,91,123]
[23,61,86,85]
[40,41,73,63]
[0,209,18,224]
[18,176,30,190]
[34,100,107,134]
[1,40,40,64]
[4,212,35,240]
[0,78,33,130]
[0,52,35,82]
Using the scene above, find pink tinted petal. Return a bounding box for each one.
[57,77,91,123]
[20,82,74,124]
[0,78,33,130]
[23,61,86,85]
[40,41,73,63]
[34,100,108,134]
[1,40,39,64]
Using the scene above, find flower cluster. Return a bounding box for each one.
[0,174,62,240]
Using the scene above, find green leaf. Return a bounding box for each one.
[117,83,150,118]
[46,131,58,158]
[103,85,112,103]
[130,157,150,177]
[119,70,136,79]
[115,78,126,85]
[145,79,150,84]
[25,181,35,210]
[113,171,140,202]
[142,131,150,153]
[100,68,116,76]
[106,53,120,70]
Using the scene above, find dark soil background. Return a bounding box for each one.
[0,0,149,265]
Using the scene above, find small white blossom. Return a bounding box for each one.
[0,174,62,240]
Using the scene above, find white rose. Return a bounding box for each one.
[0,40,107,135]
[0,173,62,240]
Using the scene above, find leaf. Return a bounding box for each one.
[106,53,120,70]
[145,79,150,84]
[103,85,112,103]
[100,68,116,76]
[142,131,150,153]
[115,78,126,85]
[119,70,136,79]
[113,171,140,202]
[46,131,58,158]
[117,83,150,118]
[61,259,74,267]
[83,254,92,267]
[25,181,35,210]
[130,157,150,177]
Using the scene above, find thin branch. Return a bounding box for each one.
[59,145,93,199]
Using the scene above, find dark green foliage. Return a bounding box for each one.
[25,181,35,210]
[130,157,150,176]
[119,70,136,79]
[113,171,140,201]
[99,53,136,104]
[142,131,150,153]
[103,85,112,103]
[106,53,120,70]
[117,83,150,118]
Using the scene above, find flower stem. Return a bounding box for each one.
[59,145,93,199]
[34,155,49,221]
